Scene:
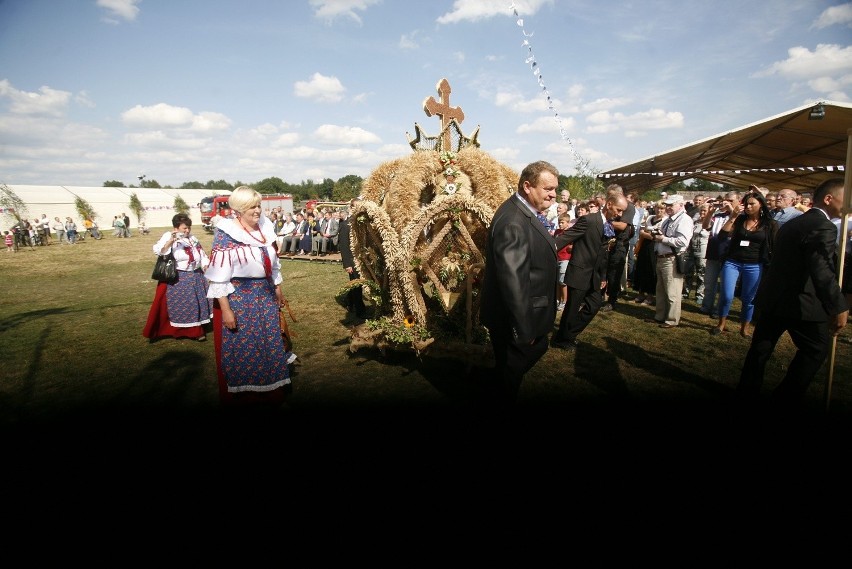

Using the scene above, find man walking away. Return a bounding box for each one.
[737,178,848,417]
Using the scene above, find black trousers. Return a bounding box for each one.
[346,269,366,318]
[605,247,628,305]
[737,311,831,410]
[553,285,603,343]
[487,324,549,403]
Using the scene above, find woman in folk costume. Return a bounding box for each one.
[143,213,212,341]
[205,186,296,406]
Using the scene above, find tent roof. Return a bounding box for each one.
[598,100,852,194]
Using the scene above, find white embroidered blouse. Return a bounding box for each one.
[205,215,283,299]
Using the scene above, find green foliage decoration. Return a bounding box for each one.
[0,182,28,223]
[128,192,145,223]
[365,316,431,347]
[173,195,191,214]
[74,196,98,221]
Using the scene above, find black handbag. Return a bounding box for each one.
[671,246,687,274]
[151,252,179,284]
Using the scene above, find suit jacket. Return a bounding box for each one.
[322,217,340,238]
[555,212,609,291]
[338,217,356,270]
[480,194,557,342]
[755,208,848,322]
[293,219,308,237]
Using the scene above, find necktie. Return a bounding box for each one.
[536,212,549,228]
[603,220,615,238]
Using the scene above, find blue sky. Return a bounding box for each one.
[0,0,850,188]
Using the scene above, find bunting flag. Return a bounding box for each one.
[510,2,587,176]
[141,204,200,211]
[597,164,845,179]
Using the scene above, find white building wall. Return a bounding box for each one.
[1,185,229,232]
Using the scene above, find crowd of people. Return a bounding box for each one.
[481,163,850,415]
[3,212,138,250]
[267,205,344,257]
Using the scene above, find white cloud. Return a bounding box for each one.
[493,90,552,113]
[96,0,140,23]
[313,124,381,145]
[75,91,96,109]
[755,43,852,99]
[582,97,631,112]
[586,108,684,136]
[516,115,575,134]
[757,44,852,80]
[436,0,553,24]
[812,2,852,29]
[125,131,210,150]
[121,103,195,128]
[120,104,230,136]
[0,80,71,117]
[294,72,347,103]
[190,112,232,133]
[310,0,380,25]
[399,32,420,50]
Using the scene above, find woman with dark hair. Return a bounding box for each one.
[711,189,777,338]
[143,213,212,342]
[205,186,295,406]
[633,203,666,305]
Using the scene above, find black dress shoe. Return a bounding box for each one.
[551,339,578,350]
[599,304,614,313]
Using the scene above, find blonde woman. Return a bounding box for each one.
[205,186,296,405]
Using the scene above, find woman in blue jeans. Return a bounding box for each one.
[711,191,777,338]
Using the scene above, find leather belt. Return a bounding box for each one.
[657,253,676,258]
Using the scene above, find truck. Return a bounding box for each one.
[199,193,294,233]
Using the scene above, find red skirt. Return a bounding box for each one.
[142,282,206,340]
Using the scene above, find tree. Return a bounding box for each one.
[332,174,363,202]
[0,183,28,226]
[74,196,98,221]
[254,177,287,195]
[317,178,335,200]
[173,195,191,214]
[103,180,126,187]
[129,192,145,223]
[180,181,206,189]
[206,179,233,191]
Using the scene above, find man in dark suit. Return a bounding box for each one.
[338,199,366,324]
[737,177,848,413]
[600,184,636,312]
[480,161,559,403]
[552,192,628,350]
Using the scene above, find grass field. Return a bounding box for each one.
[4,223,850,532]
[2,225,849,422]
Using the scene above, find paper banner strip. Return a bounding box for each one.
[510,3,588,177]
[597,165,845,179]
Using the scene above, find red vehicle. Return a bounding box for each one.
[199,193,294,232]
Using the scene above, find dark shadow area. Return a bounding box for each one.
[0,307,73,332]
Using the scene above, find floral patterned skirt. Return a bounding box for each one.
[217,278,290,393]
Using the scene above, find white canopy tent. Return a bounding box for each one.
[1,185,228,232]
[599,100,852,194]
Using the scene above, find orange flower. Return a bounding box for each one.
[403,315,415,328]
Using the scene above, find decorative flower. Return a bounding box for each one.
[403,315,415,328]
[439,150,463,195]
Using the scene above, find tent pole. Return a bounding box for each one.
[824,127,852,412]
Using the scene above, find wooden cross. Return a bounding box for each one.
[423,78,464,151]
